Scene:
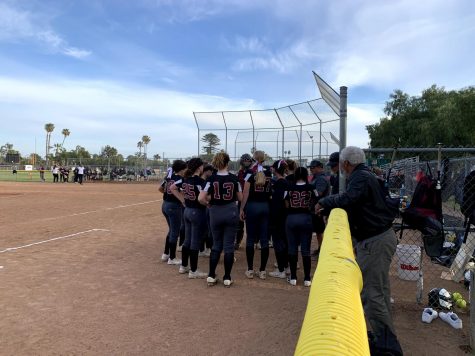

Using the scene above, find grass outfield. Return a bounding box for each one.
[0,170,53,182]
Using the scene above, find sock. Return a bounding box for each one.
[190,250,199,272]
[169,242,177,260]
[260,247,269,272]
[208,250,220,278]
[164,234,170,255]
[302,255,311,281]
[289,254,298,280]
[181,246,189,267]
[246,246,254,270]
[223,253,234,280]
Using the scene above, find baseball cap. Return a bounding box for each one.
[308,159,323,168]
[240,153,252,163]
[327,152,339,167]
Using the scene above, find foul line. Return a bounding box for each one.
[0,229,110,254]
[41,199,163,222]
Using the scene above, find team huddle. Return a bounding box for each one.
[158,150,334,287]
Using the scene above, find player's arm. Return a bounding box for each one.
[239,181,250,220]
[170,183,185,206]
[198,181,211,206]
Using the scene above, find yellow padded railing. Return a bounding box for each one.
[295,208,370,356]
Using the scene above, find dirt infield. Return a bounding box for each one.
[0,181,470,355]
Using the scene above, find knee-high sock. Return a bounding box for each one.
[169,242,177,260]
[189,250,199,272]
[246,246,254,270]
[208,250,220,278]
[181,246,189,267]
[223,253,234,280]
[288,254,298,280]
[260,247,269,272]
[302,255,311,281]
[164,234,170,255]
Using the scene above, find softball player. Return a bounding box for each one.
[240,150,272,280]
[159,160,187,265]
[268,160,289,278]
[172,158,208,278]
[198,152,242,287]
[285,167,317,287]
[235,154,253,250]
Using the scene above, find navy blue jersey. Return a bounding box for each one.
[161,174,184,203]
[244,169,272,202]
[285,183,318,215]
[183,175,205,209]
[204,173,241,205]
[270,178,288,218]
[285,173,295,184]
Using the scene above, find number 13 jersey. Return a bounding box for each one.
[203,173,241,205]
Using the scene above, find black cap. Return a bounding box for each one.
[308,159,323,168]
[327,152,339,167]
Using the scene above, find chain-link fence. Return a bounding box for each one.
[366,147,475,305]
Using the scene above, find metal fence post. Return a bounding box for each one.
[339,86,347,193]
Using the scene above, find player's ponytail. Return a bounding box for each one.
[212,152,230,170]
[185,157,204,177]
[255,171,266,187]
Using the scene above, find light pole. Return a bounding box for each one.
[307,132,314,159]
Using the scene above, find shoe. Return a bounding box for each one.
[269,269,286,279]
[439,312,462,329]
[269,240,273,248]
[178,265,189,274]
[167,258,182,265]
[188,270,207,279]
[287,278,297,286]
[274,262,278,268]
[304,280,312,287]
[177,245,183,252]
[285,267,291,275]
[257,242,262,250]
[422,308,438,323]
[198,250,206,257]
[259,271,267,280]
[161,253,169,262]
[245,270,254,279]
[207,276,218,286]
[204,248,211,257]
[223,279,233,287]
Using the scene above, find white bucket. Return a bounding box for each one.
[396,244,421,281]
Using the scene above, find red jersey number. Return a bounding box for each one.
[289,191,311,208]
[213,181,235,201]
[182,183,196,201]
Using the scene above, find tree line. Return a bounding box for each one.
[367,85,475,148]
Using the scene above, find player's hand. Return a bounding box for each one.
[240,210,246,221]
[315,203,323,215]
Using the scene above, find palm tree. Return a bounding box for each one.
[61,129,70,149]
[141,135,151,167]
[137,141,143,157]
[44,123,55,167]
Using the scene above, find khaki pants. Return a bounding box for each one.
[356,228,397,337]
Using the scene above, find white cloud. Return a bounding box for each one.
[0,3,91,59]
[0,76,256,158]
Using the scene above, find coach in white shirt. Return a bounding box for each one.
[77,164,85,185]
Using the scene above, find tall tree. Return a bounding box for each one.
[137,141,143,157]
[44,123,55,167]
[141,135,151,168]
[201,133,221,154]
[101,145,118,171]
[61,129,70,149]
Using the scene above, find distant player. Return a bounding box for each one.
[159,160,187,266]
[268,159,289,279]
[285,167,317,287]
[240,150,272,280]
[171,158,208,279]
[198,152,242,287]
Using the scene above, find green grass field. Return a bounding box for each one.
[0,170,53,182]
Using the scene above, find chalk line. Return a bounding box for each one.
[41,199,163,222]
[0,229,110,254]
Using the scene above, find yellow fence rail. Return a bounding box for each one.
[295,208,370,356]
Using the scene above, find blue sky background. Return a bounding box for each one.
[1,0,474,160]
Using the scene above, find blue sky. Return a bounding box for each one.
[1,0,474,161]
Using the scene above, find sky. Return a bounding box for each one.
[1,0,474,161]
